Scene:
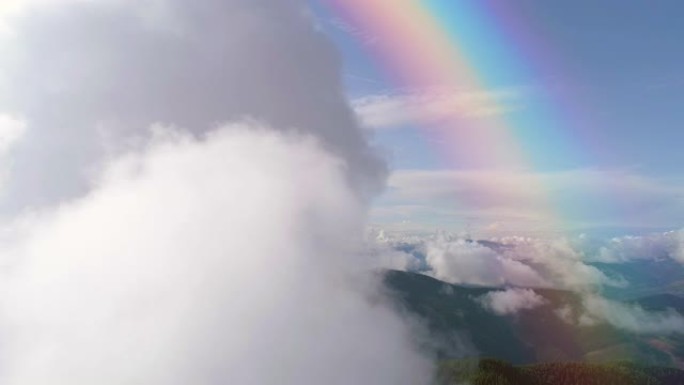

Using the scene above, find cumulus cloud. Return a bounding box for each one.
[0,125,432,385]
[363,228,427,272]
[425,238,548,288]
[0,1,434,384]
[497,236,626,291]
[352,88,523,129]
[0,0,385,213]
[386,233,620,291]
[598,230,684,263]
[579,295,684,335]
[478,288,547,316]
[364,241,423,272]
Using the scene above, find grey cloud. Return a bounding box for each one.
[0,124,431,385]
[0,0,385,212]
[0,2,433,384]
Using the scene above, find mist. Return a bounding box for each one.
[0,126,431,384]
[0,0,385,213]
[0,1,432,384]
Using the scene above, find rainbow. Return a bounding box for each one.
[321,0,607,233]
[319,2,665,364]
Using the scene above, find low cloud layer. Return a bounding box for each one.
[598,230,684,263]
[374,229,684,294]
[478,288,547,316]
[563,296,684,335]
[425,238,548,288]
[374,230,684,335]
[376,233,623,292]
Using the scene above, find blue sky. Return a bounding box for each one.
[312,1,684,236]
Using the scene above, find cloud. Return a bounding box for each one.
[0,0,385,214]
[496,236,626,291]
[375,168,684,234]
[351,88,524,130]
[478,288,547,315]
[0,114,25,195]
[363,239,423,272]
[555,293,684,335]
[425,238,549,287]
[598,230,684,263]
[0,114,25,154]
[0,1,433,384]
[0,125,432,385]
[579,295,684,335]
[373,232,622,291]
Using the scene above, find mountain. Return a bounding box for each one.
[381,270,684,367]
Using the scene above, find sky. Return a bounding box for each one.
[311,0,684,237]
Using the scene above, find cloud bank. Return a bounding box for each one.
[0,127,431,384]
[0,0,385,213]
[377,233,622,292]
[0,1,432,384]
[425,238,548,288]
[579,296,684,335]
[375,231,684,335]
[598,230,684,263]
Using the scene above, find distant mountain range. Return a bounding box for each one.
[381,270,684,368]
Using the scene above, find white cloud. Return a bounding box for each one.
[0,114,25,195]
[598,230,684,263]
[374,232,622,291]
[478,288,547,315]
[580,295,684,335]
[364,242,423,272]
[554,305,574,324]
[375,168,684,234]
[0,125,432,385]
[425,238,548,287]
[372,230,684,335]
[352,88,524,129]
[496,237,626,290]
[0,114,25,154]
[0,1,433,384]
